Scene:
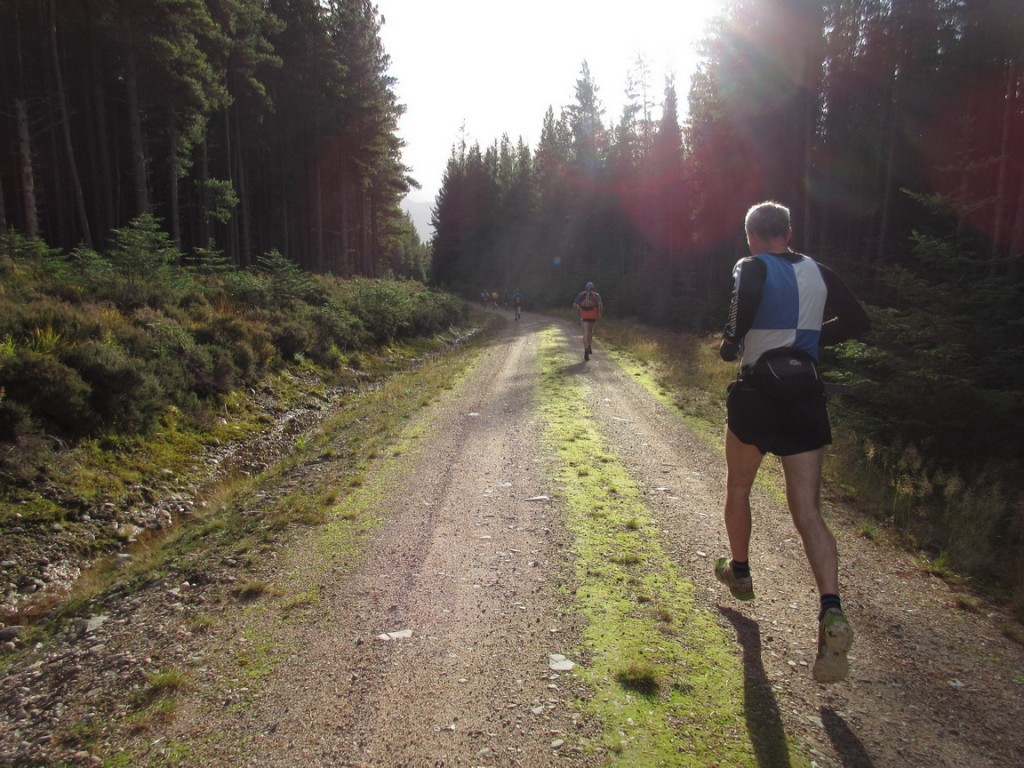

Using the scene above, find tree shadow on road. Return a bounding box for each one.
[821,706,875,767]
[719,606,793,767]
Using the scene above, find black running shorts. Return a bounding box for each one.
[726,377,832,456]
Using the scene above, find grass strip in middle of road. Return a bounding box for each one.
[536,328,763,765]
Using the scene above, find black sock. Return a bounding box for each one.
[819,594,842,620]
[731,559,750,578]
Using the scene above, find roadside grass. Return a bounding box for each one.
[536,328,807,766]
[596,321,730,443]
[120,669,191,736]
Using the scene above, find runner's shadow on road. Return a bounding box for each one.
[719,607,792,768]
[821,707,875,767]
[558,361,590,376]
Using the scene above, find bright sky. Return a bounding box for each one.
[375,0,724,232]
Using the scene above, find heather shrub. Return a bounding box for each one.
[0,295,90,346]
[408,289,465,335]
[194,314,272,379]
[2,222,465,447]
[272,319,311,361]
[128,308,196,360]
[310,300,366,353]
[61,340,164,433]
[184,345,235,399]
[0,397,32,442]
[343,279,412,342]
[0,349,96,436]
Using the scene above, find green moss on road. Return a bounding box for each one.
[537,328,807,766]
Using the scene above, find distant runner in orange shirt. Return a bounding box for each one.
[572,281,603,361]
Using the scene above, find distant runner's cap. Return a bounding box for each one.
[586,281,594,290]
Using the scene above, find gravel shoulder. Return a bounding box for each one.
[1,312,1022,767]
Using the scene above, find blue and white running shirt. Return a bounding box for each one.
[735,252,826,366]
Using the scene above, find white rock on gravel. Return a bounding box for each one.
[376,629,413,641]
[547,654,574,671]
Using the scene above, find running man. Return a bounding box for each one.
[573,281,603,361]
[715,201,870,683]
[511,289,523,321]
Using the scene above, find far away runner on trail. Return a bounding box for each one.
[573,281,603,361]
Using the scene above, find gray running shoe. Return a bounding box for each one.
[714,557,754,601]
[813,607,854,683]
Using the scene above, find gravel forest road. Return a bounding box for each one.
[3,311,1023,767]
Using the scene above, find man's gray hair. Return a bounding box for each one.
[744,201,791,239]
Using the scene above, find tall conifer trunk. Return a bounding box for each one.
[314,159,324,272]
[990,57,1017,274]
[86,0,115,242]
[223,108,238,265]
[169,123,181,249]
[123,26,149,216]
[48,0,92,247]
[0,173,7,235]
[199,137,210,248]
[1008,165,1024,283]
[15,98,39,239]
[234,112,251,267]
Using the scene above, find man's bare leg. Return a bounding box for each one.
[581,322,594,357]
[779,448,839,596]
[724,428,764,561]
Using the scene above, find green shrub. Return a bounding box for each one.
[0,349,96,436]
[309,300,366,354]
[183,345,235,399]
[222,269,272,309]
[345,279,409,342]
[255,250,326,308]
[0,230,62,278]
[105,214,189,310]
[193,314,272,380]
[61,340,164,433]
[61,245,114,299]
[409,289,466,335]
[0,397,32,441]
[272,320,310,361]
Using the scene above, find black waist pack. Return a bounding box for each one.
[748,347,824,401]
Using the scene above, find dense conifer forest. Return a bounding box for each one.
[1,1,1022,605]
[0,0,427,276]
